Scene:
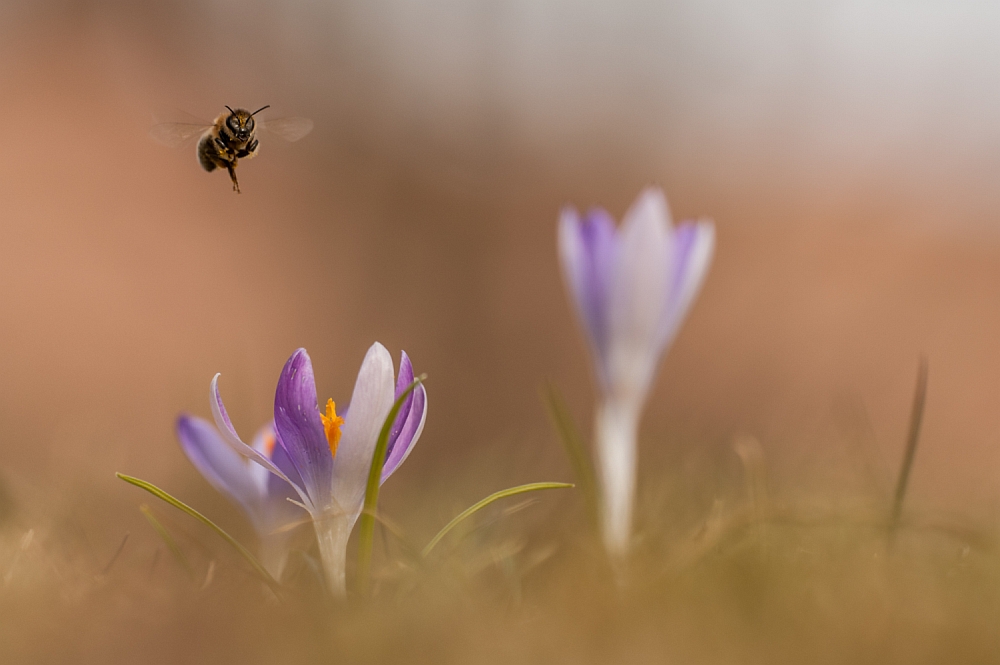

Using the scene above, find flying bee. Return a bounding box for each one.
[150,106,313,193]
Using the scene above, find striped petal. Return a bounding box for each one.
[259,436,309,560]
[176,414,262,523]
[210,374,313,511]
[273,349,335,510]
[558,206,617,386]
[251,422,307,530]
[381,351,428,482]
[659,219,715,350]
[330,342,395,523]
[605,187,672,404]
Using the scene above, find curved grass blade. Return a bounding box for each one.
[116,473,280,592]
[542,382,599,529]
[356,375,425,596]
[421,482,574,558]
[140,504,194,580]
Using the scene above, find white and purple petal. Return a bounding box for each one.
[176,414,262,521]
[382,351,428,482]
[248,423,277,499]
[658,219,715,351]
[178,415,304,579]
[268,430,306,504]
[330,342,396,523]
[273,349,335,510]
[210,374,313,511]
[558,206,617,384]
[260,434,309,531]
[605,188,672,403]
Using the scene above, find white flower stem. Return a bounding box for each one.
[312,511,352,598]
[595,398,640,559]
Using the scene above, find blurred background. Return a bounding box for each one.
[0,0,1000,589]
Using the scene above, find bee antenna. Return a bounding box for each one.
[225,105,235,115]
[251,105,271,116]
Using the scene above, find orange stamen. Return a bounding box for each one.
[320,398,345,458]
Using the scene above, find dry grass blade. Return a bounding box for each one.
[890,356,929,533]
[140,505,193,580]
[100,533,129,575]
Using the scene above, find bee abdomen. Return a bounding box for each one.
[197,134,223,172]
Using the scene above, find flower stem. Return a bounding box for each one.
[313,511,352,598]
[595,399,640,560]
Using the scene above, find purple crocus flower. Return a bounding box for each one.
[209,342,427,595]
[558,187,714,558]
[176,417,304,579]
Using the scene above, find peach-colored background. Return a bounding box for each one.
[1,2,999,547]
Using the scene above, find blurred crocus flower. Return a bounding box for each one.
[210,343,427,596]
[176,417,304,580]
[558,187,714,558]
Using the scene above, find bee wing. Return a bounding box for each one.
[149,121,213,148]
[260,117,314,142]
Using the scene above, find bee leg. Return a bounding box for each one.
[236,140,257,159]
[227,164,240,193]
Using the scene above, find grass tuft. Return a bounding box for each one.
[115,472,280,593]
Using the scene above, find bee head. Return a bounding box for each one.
[224,105,268,141]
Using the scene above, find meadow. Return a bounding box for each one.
[2,2,1000,663]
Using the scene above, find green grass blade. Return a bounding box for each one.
[421,482,574,558]
[356,375,426,596]
[116,473,280,592]
[140,504,194,580]
[542,383,599,528]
